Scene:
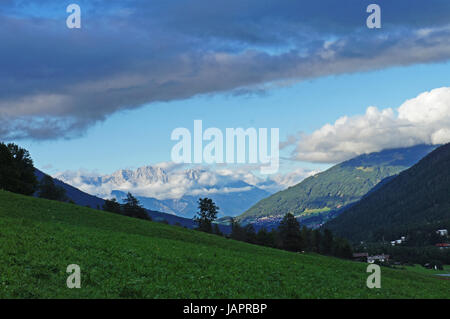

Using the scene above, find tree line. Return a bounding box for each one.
[0,142,68,201]
[103,193,151,221]
[194,198,353,259]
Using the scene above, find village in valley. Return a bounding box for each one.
[352,229,449,270]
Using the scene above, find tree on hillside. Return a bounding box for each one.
[301,226,312,250]
[243,224,257,244]
[194,198,219,233]
[322,229,334,255]
[256,228,275,247]
[278,213,303,252]
[103,198,122,214]
[37,175,68,201]
[230,218,246,241]
[213,223,223,236]
[311,229,322,253]
[0,143,38,196]
[332,237,353,259]
[122,192,151,220]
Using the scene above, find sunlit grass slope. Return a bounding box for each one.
[0,190,448,298]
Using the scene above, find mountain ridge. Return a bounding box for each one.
[55,165,273,218]
[111,181,270,218]
[324,143,450,243]
[237,145,437,225]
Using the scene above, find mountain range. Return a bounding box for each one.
[54,166,276,218]
[237,145,438,227]
[111,181,269,219]
[30,143,450,242]
[324,143,450,243]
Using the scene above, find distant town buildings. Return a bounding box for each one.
[435,229,448,249]
[391,235,407,246]
[367,254,390,264]
[352,253,390,263]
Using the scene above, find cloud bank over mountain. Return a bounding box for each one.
[54,164,316,201]
[288,87,450,163]
[2,1,450,139]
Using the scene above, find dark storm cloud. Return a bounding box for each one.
[1,0,450,140]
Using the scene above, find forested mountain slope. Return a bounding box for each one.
[238,145,436,224]
[325,143,450,243]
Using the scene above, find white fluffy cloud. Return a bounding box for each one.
[263,168,319,190]
[291,87,450,163]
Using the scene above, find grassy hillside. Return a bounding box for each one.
[238,145,436,224]
[404,265,450,276]
[0,190,448,298]
[325,143,450,243]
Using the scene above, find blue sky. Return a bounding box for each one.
[2,0,450,177]
[19,61,450,174]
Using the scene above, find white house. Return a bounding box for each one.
[436,229,448,236]
[391,236,407,246]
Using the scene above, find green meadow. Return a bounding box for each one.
[0,190,449,299]
[403,265,450,276]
